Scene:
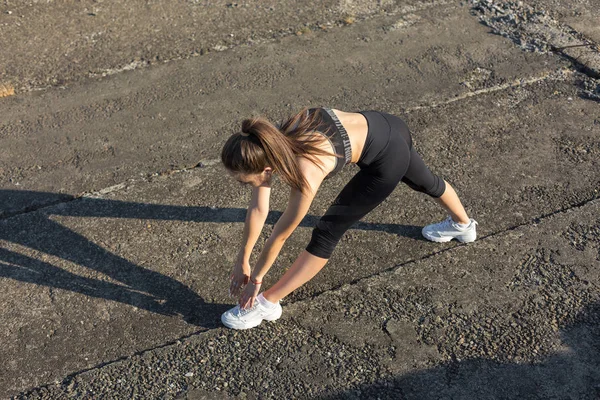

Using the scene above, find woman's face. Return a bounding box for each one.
[229,168,272,188]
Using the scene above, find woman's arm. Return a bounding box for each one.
[238,183,271,262]
[229,182,271,297]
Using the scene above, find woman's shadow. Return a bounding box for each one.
[0,189,424,327]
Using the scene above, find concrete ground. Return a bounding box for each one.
[1,0,599,398]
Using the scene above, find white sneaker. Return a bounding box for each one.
[422,216,478,243]
[221,294,283,330]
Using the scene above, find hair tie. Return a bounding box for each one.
[240,131,249,137]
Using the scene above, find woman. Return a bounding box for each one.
[220,107,477,330]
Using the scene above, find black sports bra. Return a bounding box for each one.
[307,108,353,179]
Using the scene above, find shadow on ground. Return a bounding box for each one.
[0,190,424,327]
[320,301,600,400]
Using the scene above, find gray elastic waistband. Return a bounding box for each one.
[323,108,352,165]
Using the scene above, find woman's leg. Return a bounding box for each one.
[434,180,470,224]
[263,250,328,303]
[400,147,470,223]
[399,145,477,241]
[398,144,477,244]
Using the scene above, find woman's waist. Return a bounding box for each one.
[357,110,411,166]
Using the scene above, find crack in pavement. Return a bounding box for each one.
[20,326,213,396]
[304,189,600,304]
[17,316,387,399]
[471,0,600,98]
[84,0,454,79]
[0,162,212,221]
[1,0,454,97]
[405,67,572,111]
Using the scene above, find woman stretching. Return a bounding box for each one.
[220,107,477,330]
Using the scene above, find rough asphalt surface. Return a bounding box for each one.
[1,0,599,399]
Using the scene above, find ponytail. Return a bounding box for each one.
[221,108,339,194]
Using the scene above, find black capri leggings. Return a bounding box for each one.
[306,111,446,259]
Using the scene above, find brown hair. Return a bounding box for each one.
[221,108,340,193]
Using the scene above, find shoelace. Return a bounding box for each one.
[440,216,455,229]
[235,304,258,317]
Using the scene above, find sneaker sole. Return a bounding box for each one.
[221,306,283,330]
[422,232,476,243]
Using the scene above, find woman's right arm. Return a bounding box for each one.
[239,183,271,261]
[230,183,271,297]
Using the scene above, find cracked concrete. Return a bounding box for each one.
[1,0,600,398]
[472,0,600,99]
[473,0,600,75]
[14,197,600,399]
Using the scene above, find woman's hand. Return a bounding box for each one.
[239,279,261,310]
[229,258,250,298]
